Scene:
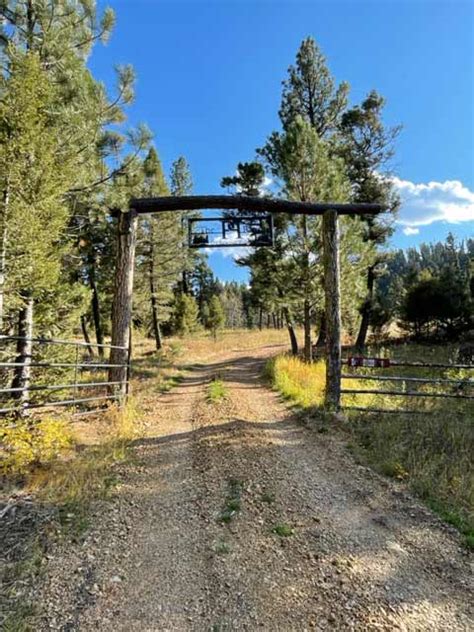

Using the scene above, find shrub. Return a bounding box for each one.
[1,418,73,476]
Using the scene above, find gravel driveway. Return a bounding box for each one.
[36,344,473,631]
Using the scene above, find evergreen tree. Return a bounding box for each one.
[170,155,194,295]
[275,116,371,360]
[137,147,183,349]
[188,254,219,319]
[208,295,225,341]
[174,294,199,336]
[279,37,349,135]
[221,162,265,196]
[0,0,151,339]
[0,52,82,391]
[256,37,353,351]
[339,91,401,348]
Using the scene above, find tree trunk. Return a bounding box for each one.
[150,273,162,351]
[302,215,312,362]
[266,313,271,329]
[89,263,104,357]
[11,295,34,412]
[303,299,312,362]
[0,187,9,333]
[148,223,162,350]
[258,307,263,331]
[355,265,375,351]
[272,313,277,329]
[323,210,341,411]
[284,308,298,356]
[80,315,95,358]
[109,210,138,397]
[316,313,326,347]
[182,270,189,294]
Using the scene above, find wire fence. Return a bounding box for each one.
[340,355,474,414]
[0,335,130,417]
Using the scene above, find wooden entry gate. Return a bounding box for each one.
[108,195,383,410]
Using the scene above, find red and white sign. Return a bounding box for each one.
[348,356,391,368]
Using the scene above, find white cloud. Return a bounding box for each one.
[402,226,420,236]
[209,245,252,260]
[206,236,252,260]
[392,177,474,228]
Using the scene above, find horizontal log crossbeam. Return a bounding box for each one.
[128,195,383,216]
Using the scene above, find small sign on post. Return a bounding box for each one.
[348,356,391,368]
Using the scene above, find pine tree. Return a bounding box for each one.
[0,0,151,338]
[279,37,349,135]
[170,156,195,295]
[221,162,265,197]
[339,91,401,349]
[256,37,353,352]
[174,294,199,336]
[133,147,184,349]
[0,52,79,389]
[276,116,355,360]
[208,295,225,341]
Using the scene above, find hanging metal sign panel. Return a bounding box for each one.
[347,357,391,368]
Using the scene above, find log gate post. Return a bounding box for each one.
[322,210,342,410]
[109,209,138,398]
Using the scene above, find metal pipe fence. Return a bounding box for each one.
[0,335,129,417]
[340,355,474,414]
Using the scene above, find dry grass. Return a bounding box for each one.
[266,355,325,408]
[28,398,140,508]
[165,328,293,364]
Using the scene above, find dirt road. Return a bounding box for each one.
[37,343,473,631]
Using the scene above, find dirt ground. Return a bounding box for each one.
[34,340,473,631]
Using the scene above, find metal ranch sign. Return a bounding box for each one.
[348,356,391,368]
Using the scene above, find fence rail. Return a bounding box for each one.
[341,355,474,413]
[0,335,129,417]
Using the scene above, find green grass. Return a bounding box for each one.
[207,378,228,403]
[214,539,232,555]
[271,523,294,537]
[218,478,244,524]
[1,539,43,631]
[159,372,185,393]
[423,497,474,550]
[268,346,474,548]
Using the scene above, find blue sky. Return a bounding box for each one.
[91,0,474,282]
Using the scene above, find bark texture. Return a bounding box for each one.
[11,295,34,410]
[322,210,342,410]
[80,315,95,358]
[89,262,104,357]
[0,188,9,333]
[109,210,138,395]
[284,308,299,356]
[355,265,375,351]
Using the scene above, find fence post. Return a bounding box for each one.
[73,343,79,410]
[109,209,138,400]
[322,210,342,411]
[11,296,34,414]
